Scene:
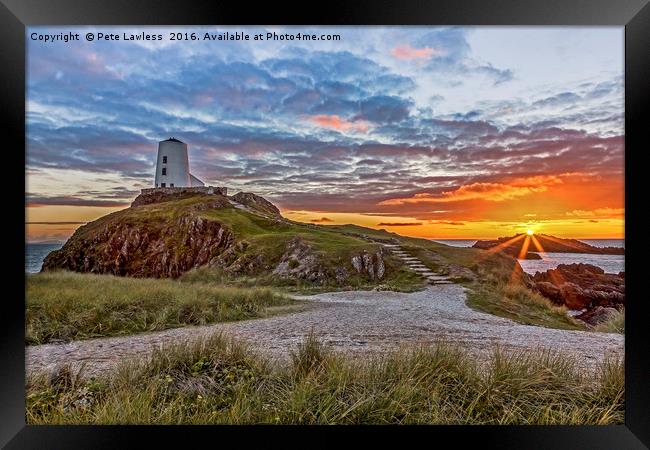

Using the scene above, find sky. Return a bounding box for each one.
[26,26,624,242]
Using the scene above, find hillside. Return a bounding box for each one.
[42,190,419,288]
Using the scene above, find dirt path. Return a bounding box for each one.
[26,285,623,378]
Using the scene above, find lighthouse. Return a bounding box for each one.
[154,137,204,188]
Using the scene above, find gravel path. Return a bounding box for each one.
[26,284,624,378]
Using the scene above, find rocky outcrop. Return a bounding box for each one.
[43,215,234,278]
[575,306,620,326]
[231,192,281,218]
[532,263,625,312]
[272,239,386,284]
[519,252,542,260]
[272,237,327,283]
[131,187,229,207]
[473,234,624,257]
[351,250,385,280]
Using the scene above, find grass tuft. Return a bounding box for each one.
[594,309,625,334]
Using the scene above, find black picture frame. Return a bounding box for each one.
[2,0,649,447]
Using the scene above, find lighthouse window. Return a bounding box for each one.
[162,156,167,163]
[162,168,167,175]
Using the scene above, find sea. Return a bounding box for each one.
[432,239,625,275]
[25,239,626,276]
[26,243,63,274]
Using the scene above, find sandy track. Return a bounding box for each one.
[26,285,624,377]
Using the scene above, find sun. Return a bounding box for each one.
[526,229,534,235]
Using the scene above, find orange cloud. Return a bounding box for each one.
[308,115,370,133]
[379,175,563,206]
[429,220,465,226]
[391,44,444,60]
[565,207,624,217]
[377,222,422,226]
[310,217,334,223]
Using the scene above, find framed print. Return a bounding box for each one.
[1,0,649,447]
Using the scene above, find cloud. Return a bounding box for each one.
[429,220,465,226]
[307,115,370,133]
[379,175,564,205]
[533,92,581,108]
[565,207,624,217]
[310,217,334,223]
[27,195,130,207]
[412,28,515,85]
[391,44,444,60]
[26,221,87,224]
[355,95,412,123]
[377,222,422,226]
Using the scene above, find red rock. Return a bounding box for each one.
[533,263,625,311]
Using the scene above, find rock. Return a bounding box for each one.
[334,267,349,283]
[535,281,562,303]
[376,252,386,279]
[272,237,327,283]
[576,306,620,326]
[351,256,363,273]
[362,253,374,280]
[131,187,229,207]
[533,263,625,311]
[350,250,385,280]
[231,192,281,217]
[42,215,234,278]
[558,282,589,310]
[520,252,542,260]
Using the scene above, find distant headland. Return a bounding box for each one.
[473,233,624,259]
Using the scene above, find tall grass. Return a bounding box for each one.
[26,271,292,345]
[26,333,624,425]
[594,308,625,334]
[461,253,583,330]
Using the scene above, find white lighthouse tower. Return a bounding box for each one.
[154,137,204,188]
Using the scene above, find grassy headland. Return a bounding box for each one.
[26,333,624,425]
[26,271,293,345]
